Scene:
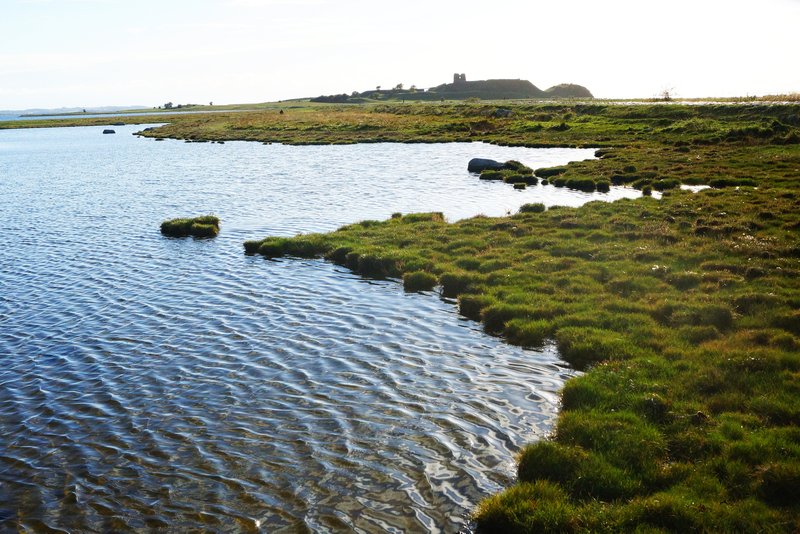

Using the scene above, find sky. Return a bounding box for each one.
[2,0,799,109]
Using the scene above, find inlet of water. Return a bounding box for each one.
[0,125,638,532]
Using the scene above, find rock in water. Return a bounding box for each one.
[468,158,505,173]
[103,129,115,134]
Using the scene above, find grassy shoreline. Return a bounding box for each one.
[5,101,799,530]
[232,103,799,531]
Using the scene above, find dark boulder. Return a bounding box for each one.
[102,129,115,134]
[468,158,505,173]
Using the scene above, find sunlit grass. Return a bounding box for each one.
[236,101,800,530]
[11,99,800,531]
[160,215,220,238]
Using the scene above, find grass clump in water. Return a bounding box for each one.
[403,271,438,292]
[564,176,596,192]
[160,215,220,238]
[535,166,568,178]
[519,202,546,214]
[480,170,505,181]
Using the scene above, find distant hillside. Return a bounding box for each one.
[427,78,547,99]
[3,105,148,116]
[545,83,594,98]
[311,74,593,103]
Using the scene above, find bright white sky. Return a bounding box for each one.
[2,0,799,109]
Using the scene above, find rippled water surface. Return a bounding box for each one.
[0,126,636,532]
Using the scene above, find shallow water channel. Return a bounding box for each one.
[0,125,642,532]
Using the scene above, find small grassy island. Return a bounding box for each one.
[160,215,220,238]
[3,97,800,531]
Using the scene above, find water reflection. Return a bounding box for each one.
[0,126,601,532]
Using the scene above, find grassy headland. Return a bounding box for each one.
[4,99,799,530]
[231,102,800,531]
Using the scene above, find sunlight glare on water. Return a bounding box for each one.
[0,125,634,532]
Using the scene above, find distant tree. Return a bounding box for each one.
[351,91,360,97]
[209,101,213,106]
[310,94,350,103]
[409,85,417,93]
[659,87,675,102]
[394,83,404,90]
[376,86,381,92]
[164,102,173,109]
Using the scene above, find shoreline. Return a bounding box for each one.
[211,102,799,531]
[3,101,799,530]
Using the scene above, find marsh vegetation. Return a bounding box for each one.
[5,99,798,531]
[160,215,220,238]
[234,101,800,532]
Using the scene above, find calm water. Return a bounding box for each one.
[0,109,264,123]
[0,125,639,532]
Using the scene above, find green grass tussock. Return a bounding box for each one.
[518,202,546,214]
[480,161,537,189]
[160,215,220,238]
[474,481,579,534]
[403,271,438,292]
[535,166,569,178]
